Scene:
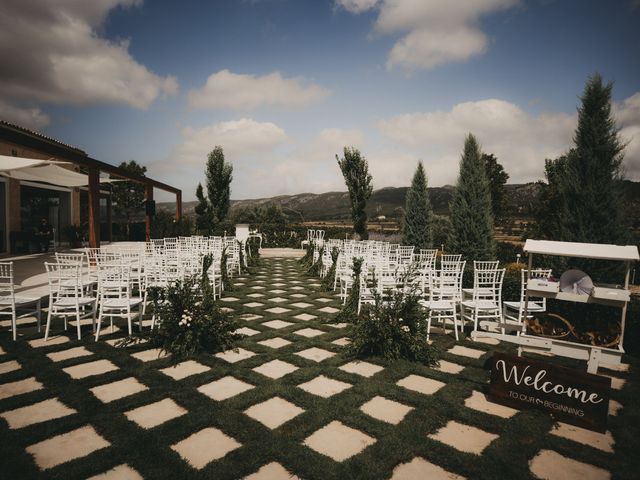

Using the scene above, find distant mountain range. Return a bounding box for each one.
[157,181,640,226]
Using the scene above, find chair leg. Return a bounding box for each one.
[76,310,82,340]
[95,310,103,341]
[453,310,460,341]
[127,306,132,335]
[11,309,17,341]
[44,307,53,341]
[91,301,97,333]
[36,300,42,333]
[426,311,432,342]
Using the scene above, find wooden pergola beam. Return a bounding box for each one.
[88,168,100,248]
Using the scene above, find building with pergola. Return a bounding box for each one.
[0,120,181,253]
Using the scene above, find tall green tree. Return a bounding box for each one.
[194,183,215,234]
[402,161,433,249]
[449,134,496,260]
[205,146,233,222]
[563,74,627,244]
[482,153,509,220]
[337,147,373,240]
[535,73,627,245]
[110,160,147,240]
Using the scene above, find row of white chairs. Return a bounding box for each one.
[313,239,551,342]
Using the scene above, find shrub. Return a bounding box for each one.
[321,247,339,291]
[334,257,363,323]
[348,291,439,365]
[221,247,234,292]
[307,246,324,276]
[146,275,240,363]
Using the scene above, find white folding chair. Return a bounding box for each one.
[44,262,96,341]
[95,263,143,339]
[0,262,42,341]
[462,268,506,333]
[502,268,552,335]
[421,261,466,341]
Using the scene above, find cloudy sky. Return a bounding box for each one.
[2,0,639,201]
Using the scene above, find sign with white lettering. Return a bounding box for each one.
[488,352,611,432]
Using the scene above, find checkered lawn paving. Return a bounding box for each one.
[0,256,638,479]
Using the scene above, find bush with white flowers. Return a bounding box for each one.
[348,291,439,365]
[149,276,240,362]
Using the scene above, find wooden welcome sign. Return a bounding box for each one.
[488,352,611,432]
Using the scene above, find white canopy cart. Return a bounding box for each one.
[471,239,639,373]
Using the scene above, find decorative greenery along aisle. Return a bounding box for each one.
[0,257,638,480]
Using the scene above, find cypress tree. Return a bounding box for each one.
[337,147,373,240]
[205,146,233,222]
[449,134,496,260]
[562,73,627,244]
[402,161,433,249]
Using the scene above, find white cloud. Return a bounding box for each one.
[0,100,50,130]
[337,0,519,71]
[0,0,178,123]
[173,118,289,166]
[615,92,640,178]
[188,70,331,110]
[335,0,380,14]
[378,98,576,183]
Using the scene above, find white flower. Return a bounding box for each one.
[401,325,410,333]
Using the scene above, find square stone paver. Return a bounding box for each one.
[609,399,623,416]
[339,361,384,378]
[26,425,110,470]
[318,306,340,314]
[46,346,93,363]
[290,293,307,298]
[603,374,626,390]
[293,313,317,321]
[239,314,263,321]
[435,360,465,374]
[326,323,348,329]
[428,421,498,454]
[198,376,254,401]
[290,286,304,290]
[529,449,611,480]
[160,360,210,380]
[220,297,240,302]
[88,464,143,480]
[298,375,352,398]
[1,397,76,429]
[262,320,295,330]
[295,347,336,363]
[171,427,241,470]
[360,396,413,425]
[294,328,325,338]
[0,377,43,400]
[215,348,256,363]
[251,285,266,290]
[303,421,376,462]
[550,423,614,453]
[332,337,351,346]
[253,359,299,379]
[464,391,517,418]
[447,345,485,359]
[63,359,118,379]
[271,283,286,287]
[245,302,265,308]
[268,297,289,304]
[397,375,446,395]
[28,335,69,348]
[90,377,148,403]
[265,307,291,314]
[235,327,261,336]
[131,348,168,362]
[244,396,305,429]
[125,398,187,429]
[257,337,292,349]
[245,462,301,480]
[247,293,265,298]
[391,457,466,480]
[269,289,287,294]
[290,302,314,309]
[316,298,334,303]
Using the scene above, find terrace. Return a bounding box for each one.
[0,237,636,480]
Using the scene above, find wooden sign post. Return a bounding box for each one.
[488,352,611,432]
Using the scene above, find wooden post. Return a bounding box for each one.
[106,195,113,242]
[88,167,100,248]
[145,184,154,242]
[176,191,182,221]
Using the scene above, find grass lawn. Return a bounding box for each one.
[0,257,638,479]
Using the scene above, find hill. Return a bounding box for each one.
[157,181,640,226]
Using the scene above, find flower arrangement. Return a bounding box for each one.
[348,290,439,366]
